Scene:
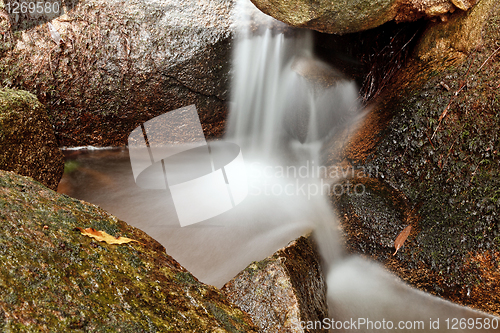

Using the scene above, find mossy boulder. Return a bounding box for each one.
[222,236,327,332]
[0,88,64,191]
[250,0,478,34]
[0,170,258,332]
[332,0,500,315]
[0,0,232,146]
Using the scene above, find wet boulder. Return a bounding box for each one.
[0,170,258,332]
[0,88,64,191]
[332,0,500,316]
[250,0,479,34]
[222,235,327,332]
[0,0,233,146]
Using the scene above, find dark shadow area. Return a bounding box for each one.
[313,19,427,104]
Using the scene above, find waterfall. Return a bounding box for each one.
[227,10,360,159]
[226,1,498,331]
[59,1,499,330]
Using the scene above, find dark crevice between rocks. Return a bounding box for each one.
[313,19,427,104]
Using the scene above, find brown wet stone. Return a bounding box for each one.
[0,0,233,146]
[222,235,327,333]
[329,0,500,316]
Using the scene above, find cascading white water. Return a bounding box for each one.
[226,1,498,331]
[227,13,359,158]
[227,27,311,156]
[227,0,378,270]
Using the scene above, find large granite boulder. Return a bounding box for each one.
[0,0,233,146]
[222,235,328,332]
[250,0,479,34]
[0,88,64,191]
[0,170,258,331]
[331,0,500,316]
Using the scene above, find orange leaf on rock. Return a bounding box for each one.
[76,227,143,245]
[393,225,412,256]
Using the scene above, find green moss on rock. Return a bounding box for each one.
[0,88,64,191]
[0,170,258,332]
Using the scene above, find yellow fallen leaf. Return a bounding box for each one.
[393,225,412,256]
[76,227,143,245]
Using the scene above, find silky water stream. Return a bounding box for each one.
[60,1,498,331]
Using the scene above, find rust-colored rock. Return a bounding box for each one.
[250,0,479,34]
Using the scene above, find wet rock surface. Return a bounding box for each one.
[0,89,64,191]
[0,0,233,146]
[250,0,478,34]
[222,235,327,333]
[331,0,500,315]
[0,170,258,332]
[332,176,417,257]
